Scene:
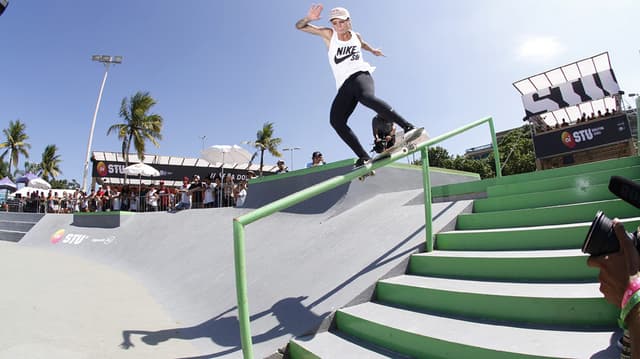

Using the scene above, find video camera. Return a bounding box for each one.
[582,176,640,256]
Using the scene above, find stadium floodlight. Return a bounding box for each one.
[282,147,302,170]
[81,55,123,193]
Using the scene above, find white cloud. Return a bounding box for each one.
[517,36,564,61]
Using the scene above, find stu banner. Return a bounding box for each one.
[533,114,631,159]
[91,161,269,183]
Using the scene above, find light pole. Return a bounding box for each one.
[200,135,207,151]
[81,55,122,193]
[282,147,301,170]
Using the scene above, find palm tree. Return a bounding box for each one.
[0,120,31,178]
[251,122,282,176]
[40,144,62,182]
[107,91,163,168]
[0,160,9,179]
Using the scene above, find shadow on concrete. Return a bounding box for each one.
[120,297,330,358]
[589,331,624,359]
[119,211,456,358]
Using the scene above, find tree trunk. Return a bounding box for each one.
[124,133,133,185]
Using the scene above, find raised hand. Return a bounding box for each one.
[370,48,385,57]
[306,3,323,21]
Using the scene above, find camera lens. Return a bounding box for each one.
[582,211,620,256]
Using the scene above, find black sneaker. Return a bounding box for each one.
[355,157,371,167]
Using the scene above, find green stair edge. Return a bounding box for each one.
[456,199,638,230]
[474,182,615,213]
[486,165,640,198]
[335,310,546,359]
[431,155,640,199]
[409,252,598,282]
[375,281,617,328]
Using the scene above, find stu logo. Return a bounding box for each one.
[334,46,360,64]
[561,129,595,149]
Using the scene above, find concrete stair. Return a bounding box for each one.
[0,212,45,242]
[286,156,638,358]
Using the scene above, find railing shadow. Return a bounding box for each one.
[120,297,330,358]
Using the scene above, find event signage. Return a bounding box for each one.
[521,69,620,118]
[91,161,260,183]
[533,114,631,158]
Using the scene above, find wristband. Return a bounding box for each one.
[619,291,640,329]
[621,277,640,309]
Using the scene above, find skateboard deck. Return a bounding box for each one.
[357,127,428,181]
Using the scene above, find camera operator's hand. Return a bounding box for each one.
[587,219,640,359]
[587,219,640,307]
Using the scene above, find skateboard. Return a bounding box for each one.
[357,127,428,181]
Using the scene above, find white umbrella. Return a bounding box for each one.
[201,145,252,166]
[123,163,160,177]
[201,145,251,208]
[28,177,51,190]
[123,163,160,198]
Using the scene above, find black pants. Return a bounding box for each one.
[330,71,412,159]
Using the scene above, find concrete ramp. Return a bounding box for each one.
[2,164,476,358]
[243,161,479,214]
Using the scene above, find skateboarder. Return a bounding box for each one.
[295,4,420,167]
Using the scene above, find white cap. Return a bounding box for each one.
[329,7,350,21]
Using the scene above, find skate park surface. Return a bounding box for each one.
[0,162,477,358]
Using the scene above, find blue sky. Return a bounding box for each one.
[1,0,639,179]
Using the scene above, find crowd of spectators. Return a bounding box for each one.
[536,108,619,134]
[5,173,250,214]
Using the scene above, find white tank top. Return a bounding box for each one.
[327,30,375,90]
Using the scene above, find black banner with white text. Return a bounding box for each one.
[533,114,631,158]
[91,161,263,183]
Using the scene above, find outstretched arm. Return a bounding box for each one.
[295,4,332,46]
[356,33,385,57]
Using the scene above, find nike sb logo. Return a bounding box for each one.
[334,45,360,64]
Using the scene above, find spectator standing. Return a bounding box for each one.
[158,181,170,211]
[175,177,191,211]
[129,191,138,212]
[146,184,159,211]
[234,180,248,207]
[103,185,114,211]
[203,177,215,208]
[222,174,235,207]
[307,151,326,168]
[275,160,289,174]
[189,175,204,209]
[213,175,222,208]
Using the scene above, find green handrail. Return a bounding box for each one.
[232,116,500,358]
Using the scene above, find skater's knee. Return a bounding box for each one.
[329,115,347,130]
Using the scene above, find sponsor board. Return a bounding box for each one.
[533,114,631,158]
[91,160,260,183]
[50,229,116,246]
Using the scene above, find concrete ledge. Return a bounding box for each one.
[72,211,134,228]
